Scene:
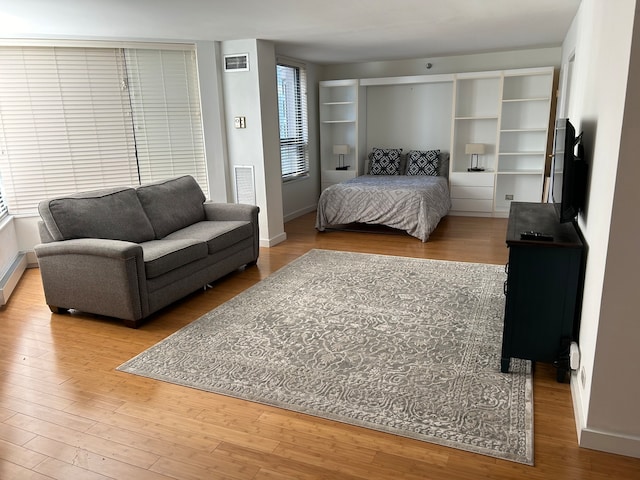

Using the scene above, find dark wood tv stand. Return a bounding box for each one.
[501,202,585,382]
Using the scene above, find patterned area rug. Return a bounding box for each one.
[118,249,533,464]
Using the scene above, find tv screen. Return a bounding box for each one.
[551,118,586,223]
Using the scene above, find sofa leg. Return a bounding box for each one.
[49,306,69,314]
[247,260,258,267]
[122,319,141,329]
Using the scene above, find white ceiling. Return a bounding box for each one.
[0,0,581,64]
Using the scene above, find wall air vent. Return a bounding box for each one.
[234,165,256,205]
[224,53,249,72]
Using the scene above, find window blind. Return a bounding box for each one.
[124,49,208,196]
[276,62,309,180]
[0,46,138,214]
[0,45,209,215]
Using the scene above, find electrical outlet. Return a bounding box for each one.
[505,194,514,201]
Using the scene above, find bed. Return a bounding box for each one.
[316,149,451,242]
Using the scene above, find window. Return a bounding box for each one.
[124,49,207,187]
[0,45,206,215]
[276,61,309,181]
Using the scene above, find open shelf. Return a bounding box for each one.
[319,79,366,189]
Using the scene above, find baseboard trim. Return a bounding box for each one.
[283,204,317,223]
[0,252,27,306]
[579,427,640,459]
[572,373,640,458]
[260,232,287,248]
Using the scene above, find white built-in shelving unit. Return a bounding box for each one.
[494,68,554,214]
[450,66,554,216]
[318,67,555,216]
[450,71,502,215]
[318,79,366,190]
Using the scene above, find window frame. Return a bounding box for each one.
[276,59,309,182]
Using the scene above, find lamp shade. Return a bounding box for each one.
[465,143,485,155]
[333,144,350,155]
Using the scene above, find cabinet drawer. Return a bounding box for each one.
[450,172,495,187]
[451,185,494,200]
[322,169,356,185]
[451,198,494,212]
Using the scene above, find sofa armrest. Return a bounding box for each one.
[34,238,149,324]
[34,238,143,259]
[203,202,259,222]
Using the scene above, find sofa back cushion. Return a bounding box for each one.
[38,187,156,242]
[136,175,206,239]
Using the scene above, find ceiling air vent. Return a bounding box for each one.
[224,53,249,72]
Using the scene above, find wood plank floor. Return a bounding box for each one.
[2,212,639,479]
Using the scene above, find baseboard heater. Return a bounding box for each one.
[0,252,27,306]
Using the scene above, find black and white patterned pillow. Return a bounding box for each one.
[369,148,402,175]
[406,150,440,176]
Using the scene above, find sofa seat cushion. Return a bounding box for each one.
[164,221,253,254]
[38,187,156,243]
[140,239,208,279]
[136,176,206,239]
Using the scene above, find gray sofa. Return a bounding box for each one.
[34,175,259,328]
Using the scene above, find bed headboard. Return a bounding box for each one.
[439,152,450,178]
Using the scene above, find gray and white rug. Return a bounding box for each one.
[118,249,533,464]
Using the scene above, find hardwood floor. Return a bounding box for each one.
[2,212,639,479]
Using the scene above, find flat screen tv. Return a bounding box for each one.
[551,118,587,223]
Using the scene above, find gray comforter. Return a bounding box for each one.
[316,175,451,242]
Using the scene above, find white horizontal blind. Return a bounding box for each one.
[124,49,208,196]
[277,62,309,180]
[0,47,138,214]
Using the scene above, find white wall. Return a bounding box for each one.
[563,0,640,457]
[195,40,232,203]
[220,39,286,247]
[365,82,453,154]
[256,40,287,245]
[322,47,562,80]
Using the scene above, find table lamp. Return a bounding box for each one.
[465,143,486,171]
[333,144,350,170]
